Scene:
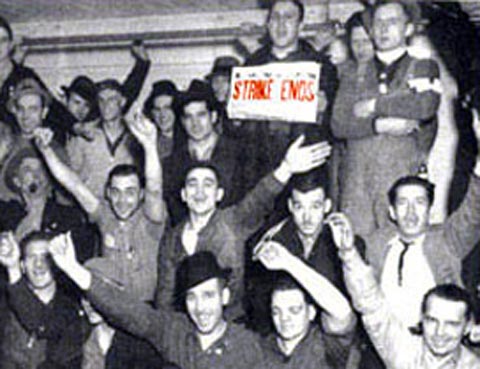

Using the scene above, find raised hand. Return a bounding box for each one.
[283,135,331,174]
[0,232,20,269]
[325,213,354,252]
[48,232,78,273]
[33,127,55,150]
[131,40,149,61]
[253,240,294,271]
[126,109,158,148]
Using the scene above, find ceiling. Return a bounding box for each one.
[1,0,321,24]
[3,0,480,25]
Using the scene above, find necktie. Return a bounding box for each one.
[397,239,412,286]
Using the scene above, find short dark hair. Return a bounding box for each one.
[107,164,145,189]
[19,231,54,259]
[0,16,13,41]
[289,168,329,196]
[267,0,305,23]
[183,162,223,188]
[388,176,435,206]
[270,273,312,306]
[421,284,474,321]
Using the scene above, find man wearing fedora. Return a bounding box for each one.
[143,80,187,159]
[156,133,331,319]
[162,79,245,225]
[46,228,353,369]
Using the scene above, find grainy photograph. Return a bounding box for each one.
[0,1,479,368]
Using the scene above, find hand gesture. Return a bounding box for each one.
[353,98,376,119]
[283,135,331,174]
[127,109,158,148]
[48,232,78,273]
[131,40,149,61]
[375,117,420,136]
[253,240,294,271]
[33,127,54,150]
[325,213,354,252]
[0,232,20,269]
[472,108,480,150]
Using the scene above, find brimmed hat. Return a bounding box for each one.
[7,78,52,113]
[206,56,240,80]
[3,147,40,194]
[177,79,216,112]
[175,251,231,297]
[96,79,124,96]
[143,80,178,116]
[61,75,97,106]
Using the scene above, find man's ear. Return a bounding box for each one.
[388,206,397,222]
[180,188,187,203]
[307,304,317,322]
[222,286,231,306]
[287,198,293,213]
[216,188,224,203]
[405,23,415,38]
[211,111,218,125]
[41,106,49,120]
[119,96,127,109]
[324,198,332,214]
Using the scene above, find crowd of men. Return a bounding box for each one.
[0,0,480,368]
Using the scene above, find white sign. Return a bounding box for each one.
[227,62,321,123]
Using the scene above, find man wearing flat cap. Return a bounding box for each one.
[162,79,245,225]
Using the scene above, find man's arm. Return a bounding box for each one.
[33,127,99,215]
[328,213,416,368]
[229,135,331,234]
[254,239,355,334]
[48,233,188,362]
[126,113,165,223]
[444,108,480,258]
[122,41,151,114]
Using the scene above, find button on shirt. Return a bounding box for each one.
[381,234,436,328]
[92,200,165,302]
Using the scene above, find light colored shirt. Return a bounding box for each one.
[67,120,136,198]
[91,200,165,301]
[344,251,480,369]
[381,234,436,328]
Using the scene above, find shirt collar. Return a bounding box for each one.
[376,47,408,65]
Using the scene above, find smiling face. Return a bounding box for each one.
[185,278,228,335]
[422,295,470,358]
[151,95,175,134]
[181,101,216,143]
[14,93,47,135]
[67,92,91,122]
[389,184,430,241]
[271,288,314,343]
[14,157,51,198]
[268,0,302,51]
[181,167,223,216]
[107,174,143,221]
[22,240,55,291]
[98,88,125,122]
